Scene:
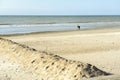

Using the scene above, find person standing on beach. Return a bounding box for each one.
[77,25,80,30]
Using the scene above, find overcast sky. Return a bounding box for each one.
[0,0,120,15]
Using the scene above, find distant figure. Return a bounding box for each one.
[77,25,80,30]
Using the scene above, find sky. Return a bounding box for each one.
[0,0,120,15]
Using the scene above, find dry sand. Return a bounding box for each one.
[0,54,42,80]
[1,27,120,80]
[0,37,109,80]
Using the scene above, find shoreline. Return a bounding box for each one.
[1,27,120,37]
[1,21,120,35]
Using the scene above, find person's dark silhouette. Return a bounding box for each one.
[77,25,80,30]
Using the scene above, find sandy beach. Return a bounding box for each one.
[0,27,120,80]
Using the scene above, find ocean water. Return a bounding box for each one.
[0,15,120,35]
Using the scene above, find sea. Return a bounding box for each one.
[0,15,120,35]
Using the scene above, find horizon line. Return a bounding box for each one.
[0,14,120,16]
